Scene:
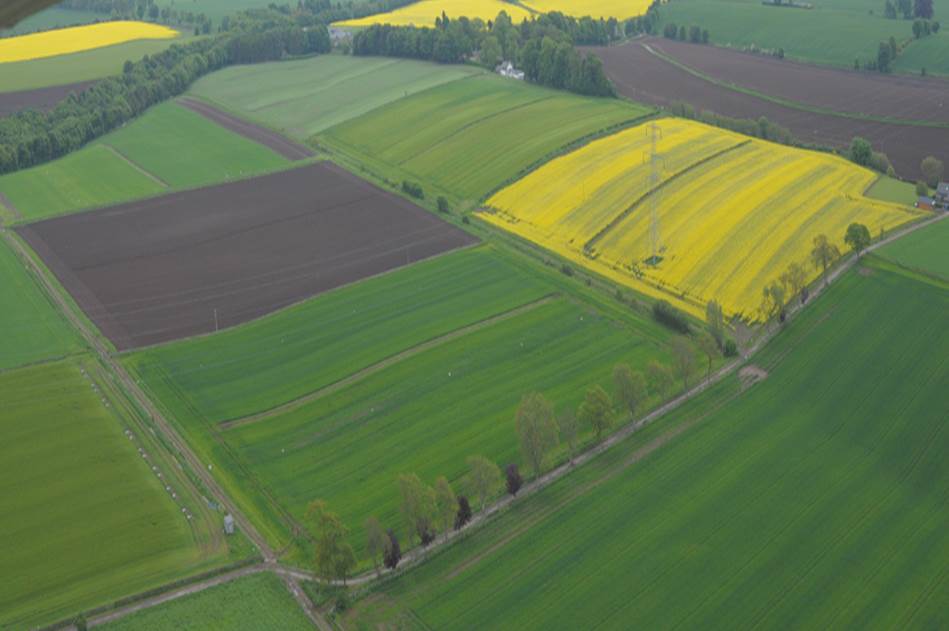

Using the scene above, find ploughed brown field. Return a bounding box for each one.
[0,80,95,117]
[650,38,949,124]
[590,40,949,179]
[17,162,476,350]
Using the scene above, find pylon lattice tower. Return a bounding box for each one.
[646,122,664,265]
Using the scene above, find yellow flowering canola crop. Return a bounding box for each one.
[338,0,533,26]
[523,0,651,19]
[483,119,923,321]
[0,21,178,64]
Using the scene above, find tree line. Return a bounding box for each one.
[351,11,617,96]
[0,12,330,175]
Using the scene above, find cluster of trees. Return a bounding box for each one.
[848,137,893,175]
[0,13,330,174]
[351,11,616,96]
[668,102,799,147]
[912,18,941,37]
[883,0,933,19]
[662,23,710,44]
[920,155,944,189]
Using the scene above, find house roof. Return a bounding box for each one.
[917,196,935,204]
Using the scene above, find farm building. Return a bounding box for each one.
[496,61,525,80]
[935,182,949,208]
[916,196,935,210]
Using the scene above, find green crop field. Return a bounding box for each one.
[1,7,101,36]
[98,572,313,631]
[658,0,949,74]
[0,101,289,220]
[189,55,482,139]
[125,247,553,423]
[0,359,227,629]
[865,175,916,206]
[343,259,949,630]
[155,0,279,22]
[0,35,192,93]
[0,238,83,370]
[321,74,652,201]
[128,246,691,560]
[893,32,949,76]
[877,217,949,279]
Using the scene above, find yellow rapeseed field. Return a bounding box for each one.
[0,21,178,64]
[523,0,651,19]
[337,0,532,26]
[483,119,923,320]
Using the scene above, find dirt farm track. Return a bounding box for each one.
[17,162,476,350]
[590,40,949,179]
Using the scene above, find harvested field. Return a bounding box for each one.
[590,41,949,179]
[649,38,949,124]
[177,97,314,161]
[0,80,94,116]
[17,162,476,350]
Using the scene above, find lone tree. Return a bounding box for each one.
[844,223,872,256]
[398,473,437,545]
[365,516,386,577]
[706,299,725,349]
[810,234,841,285]
[916,180,929,196]
[558,409,580,463]
[466,455,502,511]
[515,392,559,476]
[780,262,808,306]
[921,156,944,188]
[454,495,473,530]
[505,463,523,496]
[579,384,614,441]
[434,476,456,542]
[647,360,674,398]
[849,137,873,166]
[671,337,696,391]
[697,331,719,383]
[613,363,647,417]
[760,280,787,321]
[307,500,357,584]
[383,529,401,570]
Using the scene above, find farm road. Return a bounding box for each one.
[19,208,945,628]
[178,96,314,161]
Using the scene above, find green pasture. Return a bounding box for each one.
[865,175,916,205]
[893,32,949,76]
[0,101,289,220]
[877,217,949,279]
[125,247,553,424]
[0,35,191,93]
[98,572,313,631]
[0,360,218,629]
[0,238,82,370]
[1,7,101,36]
[190,55,481,138]
[344,260,949,630]
[321,74,652,201]
[658,0,949,74]
[155,0,279,22]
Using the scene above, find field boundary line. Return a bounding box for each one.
[642,42,949,130]
[0,229,277,564]
[101,143,170,188]
[0,190,23,222]
[219,294,559,430]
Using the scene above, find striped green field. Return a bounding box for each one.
[0,359,228,629]
[127,246,692,563]
[321,74,652,201]
[343,258,949,630]
[189,55,482,139]
[877,218,949,280]
[0,101,289,220]
[98,573,312,631]
[0,238,82,370]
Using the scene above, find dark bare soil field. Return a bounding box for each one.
[0,80,94,117]
[17,162,476,350]
[177,96,314,161]
[590,41,949,179]
[650,38,949,124]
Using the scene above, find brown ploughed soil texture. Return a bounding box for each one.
[0,80,95,117]
[650,38,949,123]
[589,40,949,179]
[177,96,314,161]
[17,162,477,350]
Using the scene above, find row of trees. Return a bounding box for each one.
[668,102,799,147]
[883,0,934,19]
[0,13,330,174]
[848,137,894,175]
[58,0,215,33]
[351,11,616,96]
[662,23,710,44]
